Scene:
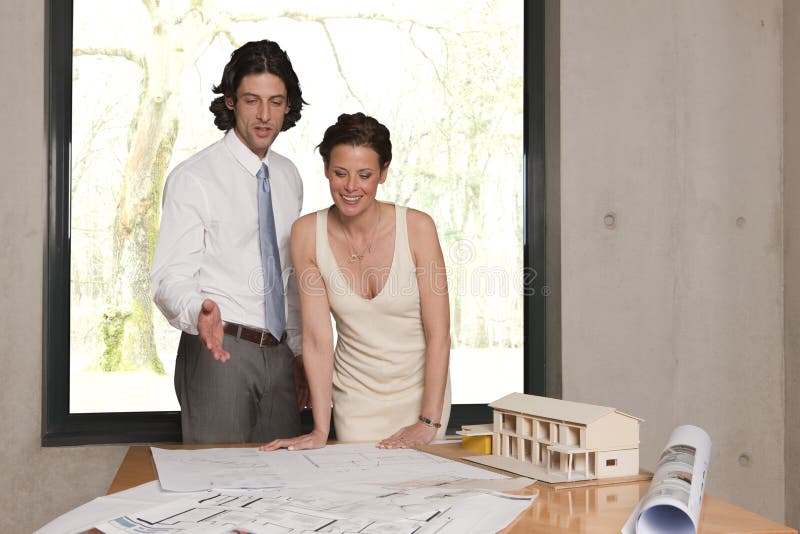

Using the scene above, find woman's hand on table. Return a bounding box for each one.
[377,421,437,449]
[259,429,327,452]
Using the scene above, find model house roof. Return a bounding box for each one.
[489,393,642,425]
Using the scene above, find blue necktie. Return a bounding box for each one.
[257,163,286,339]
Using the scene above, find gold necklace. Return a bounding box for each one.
[339,204,381,263]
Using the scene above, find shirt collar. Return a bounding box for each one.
[223,129,273,177]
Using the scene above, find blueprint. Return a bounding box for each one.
[96,476,536,534]
[34,481,205,534]
[152,443,505,491]
[40,443,535,533]
[39,475,534,534]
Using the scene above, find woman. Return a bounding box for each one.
[261,112,451,450]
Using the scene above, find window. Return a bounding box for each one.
[43,0,546,445]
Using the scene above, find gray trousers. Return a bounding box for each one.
[175,332,302,444]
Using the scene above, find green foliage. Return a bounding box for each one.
[150,351,167,375]
[98,309,129,372]
[96,303,166,374]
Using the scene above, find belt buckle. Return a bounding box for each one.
[259,330,269,346]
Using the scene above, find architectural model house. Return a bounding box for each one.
[465,393,642,483]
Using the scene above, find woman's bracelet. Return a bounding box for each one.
[418,415,442,428]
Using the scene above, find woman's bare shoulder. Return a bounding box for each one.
[292,210,322,235]
[405,207,438,237]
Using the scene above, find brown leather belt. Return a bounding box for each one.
[223,322,286,347]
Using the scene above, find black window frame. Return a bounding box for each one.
[42,0,547,446]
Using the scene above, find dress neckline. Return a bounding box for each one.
[324,203,398,301]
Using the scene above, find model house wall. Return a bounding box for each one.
[586,412,640,450]
[476,393,642,482]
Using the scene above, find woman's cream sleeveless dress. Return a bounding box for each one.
[315,204,451,441]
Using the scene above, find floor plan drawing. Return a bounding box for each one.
[152,444,504,491]
[299,447,454,471]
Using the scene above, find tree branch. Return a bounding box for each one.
[318,20,366,110]
[141,0,158,19]
[233,11,447,33]
[221,29,240,49]
[217,10,450,110]
[407,23,448,90]
[174,6,205,25]
[74,47,143,66]
[173,0,222,26]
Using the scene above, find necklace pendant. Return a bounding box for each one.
[349,253,363,263]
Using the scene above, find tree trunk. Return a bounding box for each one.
[96,1,229,372]
[102,92,177,372]
[99,7,186,372]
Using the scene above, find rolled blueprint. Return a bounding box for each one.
[622,425,711,534]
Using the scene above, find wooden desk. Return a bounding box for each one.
[105,443,796,534]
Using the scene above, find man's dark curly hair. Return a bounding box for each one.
[209,40,306,132]
[317,113,392,169]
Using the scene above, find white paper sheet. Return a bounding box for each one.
[425,492,536,534]
[151,447,285,492]
[42,445,532,534]
[152,443,505,492]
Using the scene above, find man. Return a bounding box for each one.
[151,40,308,443]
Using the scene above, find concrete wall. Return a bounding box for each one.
[558,0,786,522]
[0,1,127,532]
[784,0,800,528]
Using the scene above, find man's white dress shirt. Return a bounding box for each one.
[151,130,303,355]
